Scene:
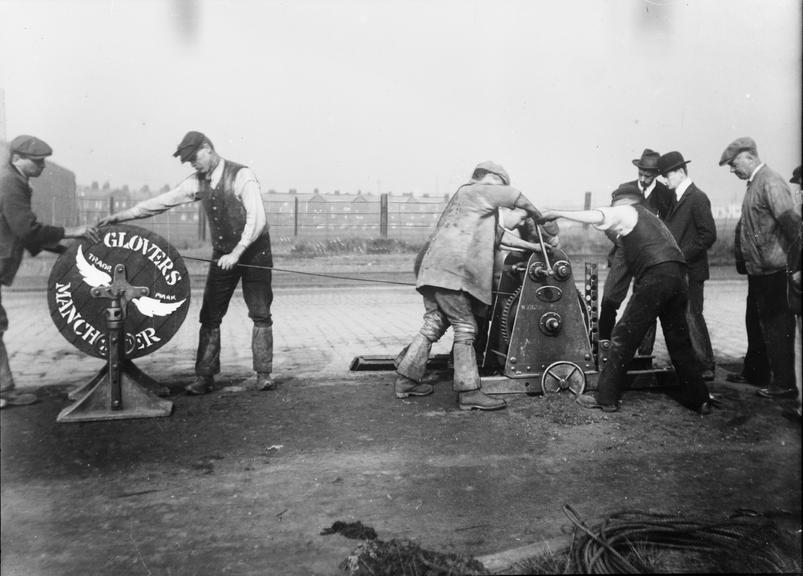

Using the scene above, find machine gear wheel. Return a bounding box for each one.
[541,361,586,396]
[499,285,522,346]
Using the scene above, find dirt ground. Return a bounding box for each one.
[2,358,801,575]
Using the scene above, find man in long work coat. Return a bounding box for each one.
[394,161,552,411]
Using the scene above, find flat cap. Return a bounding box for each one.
[792,165,801,185]
[718,137,757,166]
[474,160,510,185]
[610,182,644,204]
[173,130,210,162]
[9,135,53,159]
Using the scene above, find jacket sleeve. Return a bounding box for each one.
[2,185,64,254]
[763,178,802,248]
[684,193,716,262]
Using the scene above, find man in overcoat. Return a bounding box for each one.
[1,135,99,407]
[659,151,717,380]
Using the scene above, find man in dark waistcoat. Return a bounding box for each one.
[599,148,674,349]
[100,131,274,395]
[540,183,713,414]
[1,135,99,408]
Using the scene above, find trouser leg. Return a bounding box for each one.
[0,288,14,392]
[660,281,710,410]
[795,316,802,409]
[596,272,667,406]
[242,264,274,374]
[599,248,633,341]
[396,290,447,382]
[685,279,715,372]
[196,260,241,376]
[431,289,480,393]
[743,275,771,382]
[754,272,796,389]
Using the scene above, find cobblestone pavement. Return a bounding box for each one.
[3,279,749,391]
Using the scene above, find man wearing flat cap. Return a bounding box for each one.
[539,184,714,414]
[660,151,717,381]
[719,137,801,399]
[1,135,99,408]
[100,131,275,395]
[395,161,551,411]
[599,148,674,351]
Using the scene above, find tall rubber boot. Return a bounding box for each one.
[195,326,221,376]
[395,334,434,398]
[453,342,505,411]
[252,325,274,375]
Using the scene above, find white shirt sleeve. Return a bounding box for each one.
[594,205,638,237]
[233,168,268,250]
[126,176,200,218]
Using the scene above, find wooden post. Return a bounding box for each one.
[583,191,592,230]
[380,193,388,238]
[294,196,299,237]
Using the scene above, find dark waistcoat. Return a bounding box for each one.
[198,161,271,256]
[621,205,685,280]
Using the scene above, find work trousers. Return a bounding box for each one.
[749,272,796,390]
[595,262,709,409]
[686,279,715,373]
[740,279,771,384]
[599,247,656,355]
[196,250,273,376]
[397,287,481,392]
[0,287,12,390]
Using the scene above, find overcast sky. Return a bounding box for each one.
[0,0,800,208]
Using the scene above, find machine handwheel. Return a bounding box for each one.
[541,361,586,396]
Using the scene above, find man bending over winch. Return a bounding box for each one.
[395,161,556,411]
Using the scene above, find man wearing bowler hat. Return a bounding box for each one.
[538,184,714,414]
[599,149,674,349]
[718,137,800,400]
[1,135,100,408]
[660,151,717,381]
[100,131,275,395]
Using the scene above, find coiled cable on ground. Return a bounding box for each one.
[562,504,794,574]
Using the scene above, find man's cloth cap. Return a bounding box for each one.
[718,137,757,166]
[9,135,53,159]
[657,151,691,175]
[632,148,661,172]
[173,131,208,162]
[474,161,510,185]
[611,182,644,203]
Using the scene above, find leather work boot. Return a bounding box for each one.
[256,372,276,391]
[185,375,214,395]
[394,375,434,399]
[458,390,506,411]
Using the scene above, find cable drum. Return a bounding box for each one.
[47,224,191,359]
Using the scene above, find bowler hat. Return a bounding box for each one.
[790,165,801,185]
[657,151,691,176]
[173,131,211,162]
[9,135,53,159]
[610,182,644,204]
[718,137,758,166]
[632,148,661,172]
[474,160,510,185]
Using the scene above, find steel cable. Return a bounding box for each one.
[563,504,791,574]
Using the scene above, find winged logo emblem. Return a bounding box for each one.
[75,245,186,318]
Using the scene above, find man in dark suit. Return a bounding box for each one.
[659,151,717,380]
[598,149,674,351]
